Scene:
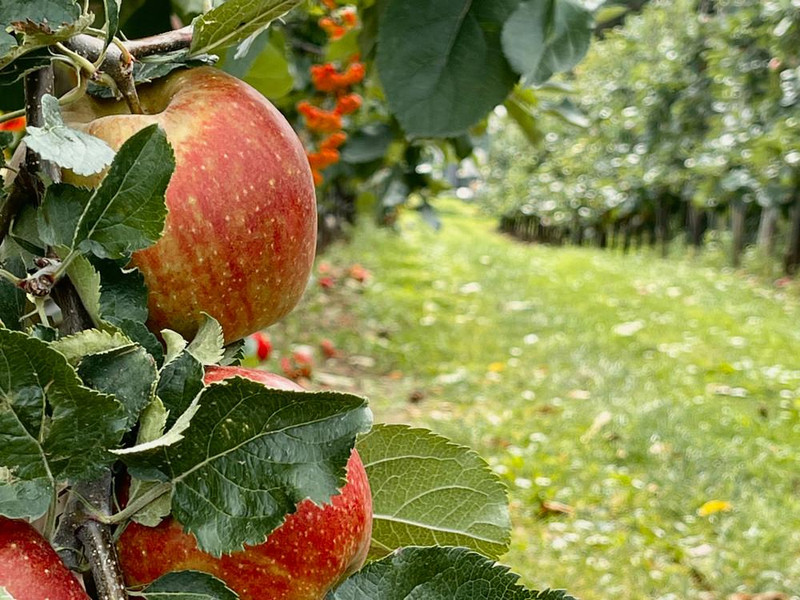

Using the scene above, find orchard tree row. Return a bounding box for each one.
[486,0,800,272]
[0,1,595,599]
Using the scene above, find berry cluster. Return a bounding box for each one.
[296,2,365,186]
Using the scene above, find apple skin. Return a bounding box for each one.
[63,67,317,343]
[117,366,372,600]
[0,517,90,600]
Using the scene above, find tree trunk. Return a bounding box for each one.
[757,205,779,256]
[656,196,670,258]
[731,201,746,268]
[784,194,800,275]
[687,204,707,249]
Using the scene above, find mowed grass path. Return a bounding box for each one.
[269,199,800,600]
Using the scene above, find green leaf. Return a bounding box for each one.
[219,340,245,367]
[241,35,294,100]
[0,50,50,85]
[0,254,26,331]
[0,329,126,519]
[502,0,593,85]
[0,13,92,72]
[113,392,199,456]
[185,313,224,366]
[541,98,590,128]
[0,1,80,28]
[62,253,103,328]
[104,0,121,46]
[112,318,164,365]
[122,397,173,526]
[376,0,518,138]
[157,350,204,429]
[162,329,187,364]
[142,571,239,600]
[10,205,45,254]
[50,329,133,364]
[327,546,576,600]
[23,95,115,176]
[77,345,157,429]
[38,184,89,248]
[73,124,174,260]
[357,424,510,560]
[341,124,394,164]
[123,378,372,556]
[190,0,302,58]
[0,31,15,61]
[94,259,149,324]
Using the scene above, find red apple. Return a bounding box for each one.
[0,517,90,600]
[117,366,372,600]
[63,67,317,342]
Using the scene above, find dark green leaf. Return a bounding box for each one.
[0,50,50,86]
[0,131,12,150]
[38,183,89,247]
[73,124,174,260]
[0,0,80,28]
[29,324,57,342]
[341,124,393,164]
[112,319,164,365]
[157,350,204,429]
[94,259,149,324]
[142,571,239,600]
[0,31,15,66]
[327,546,576,600]
[77,345,157,429]
[0,254,26,331]
[357,425,510,560]
[219,340,245,367]
[0,329,126,519]
[123,378,372,556]
[0,12,92,70]
[502,0,593,85]
[9,205,45,255]
[376,0,518,138]
[23,95,115,176]
[104,0,121,46]
[190,0,302,58]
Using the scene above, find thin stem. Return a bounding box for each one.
[0,108,25,125]
[55,42,97,75]
[0,268,22,286]
[98,482,172,525]
[43,488,59,540]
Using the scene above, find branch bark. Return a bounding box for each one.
[61,26,194,114]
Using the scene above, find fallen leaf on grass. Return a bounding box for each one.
[539,500,575,518]
[580,410,613,443]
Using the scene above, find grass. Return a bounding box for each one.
[264,197,800,600]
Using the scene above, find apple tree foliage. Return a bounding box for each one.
[486,0,800,271]
[0,0,588,598]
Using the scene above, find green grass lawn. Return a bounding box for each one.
[265,198,800,600]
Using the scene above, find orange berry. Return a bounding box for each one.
[320,132,348,151]
[335,93,362,115]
